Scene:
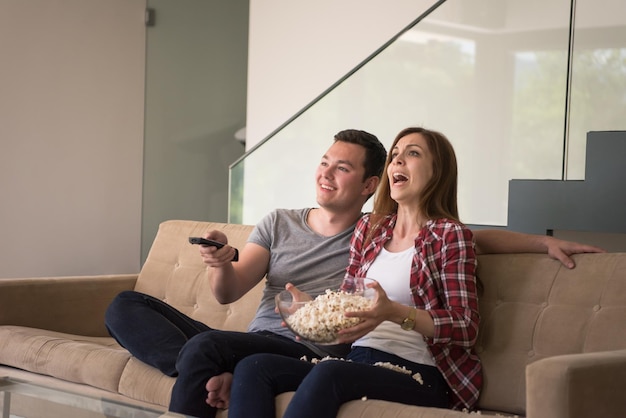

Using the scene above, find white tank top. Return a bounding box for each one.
[352,246,436,366]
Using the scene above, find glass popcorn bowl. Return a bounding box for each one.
[275,280,375,345]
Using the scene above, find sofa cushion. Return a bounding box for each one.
[0,326,127,393]
[117,357,174,406]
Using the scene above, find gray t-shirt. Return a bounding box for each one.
[246,208,355,355]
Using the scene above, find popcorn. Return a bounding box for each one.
[300,357,425,385]
[374,362,423,384]
[285,289,373,343]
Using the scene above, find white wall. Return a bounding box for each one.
[246,0,438,148]
[0,0,146,278]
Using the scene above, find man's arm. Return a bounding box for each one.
[199,231,270,304]
[473,229,606,269]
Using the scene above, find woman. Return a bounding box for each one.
[228,127,481,417]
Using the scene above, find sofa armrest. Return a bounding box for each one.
[526,349,626,418]
[0,274,138,337]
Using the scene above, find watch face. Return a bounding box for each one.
[401,307,416,330]
[401,318,415,331]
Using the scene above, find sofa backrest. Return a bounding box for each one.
[475,252,626,415]
[135,220,262,332]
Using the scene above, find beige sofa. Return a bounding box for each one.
[1,220,625,418]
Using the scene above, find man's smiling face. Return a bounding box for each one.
[315,141,371,213]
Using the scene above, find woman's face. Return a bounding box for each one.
[387,133,434,205]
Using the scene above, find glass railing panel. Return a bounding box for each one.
[230,0,575,226]
[566,0,626,179]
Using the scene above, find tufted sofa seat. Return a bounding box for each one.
[1,220,626,417]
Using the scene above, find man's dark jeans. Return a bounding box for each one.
[104,290,319,418]
[105,290,210,376]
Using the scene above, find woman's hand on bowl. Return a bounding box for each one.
[338,280,391,343]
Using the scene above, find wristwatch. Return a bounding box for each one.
[400,307,416,331]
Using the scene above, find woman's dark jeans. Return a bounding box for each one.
[229,347,451,418]
[104,290,320,418]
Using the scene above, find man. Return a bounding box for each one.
[105,129,602,418]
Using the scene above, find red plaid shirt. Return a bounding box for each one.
[341,214,482,410]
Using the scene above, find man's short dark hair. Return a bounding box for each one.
[334,129,387,181]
